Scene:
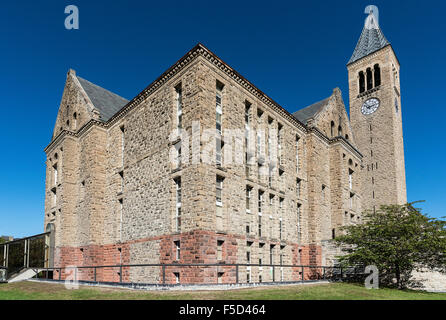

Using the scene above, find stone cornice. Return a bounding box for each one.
[329,136,363,159]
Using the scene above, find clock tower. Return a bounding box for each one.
[348,8,407,212]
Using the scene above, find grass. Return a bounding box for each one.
[0,281,445,300]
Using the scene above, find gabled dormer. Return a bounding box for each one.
[293,88,356,145]
[51,69,129,140]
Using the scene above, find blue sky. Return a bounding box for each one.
[0,0,445,237]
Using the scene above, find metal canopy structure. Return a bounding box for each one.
[0,232,51,279]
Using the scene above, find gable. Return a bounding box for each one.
[300,88,356,146]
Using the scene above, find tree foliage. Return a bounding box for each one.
[335,202,446,289]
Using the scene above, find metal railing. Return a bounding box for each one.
[31,263,366,286]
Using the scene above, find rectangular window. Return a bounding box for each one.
[119,171,124,193]
[53,163,58,186]
[296,178,301,198]
[270,245,274,264]
[258,190,263,214]
[246,186,252,213]
[175,84,182,130]
[278,123,283,162]
[175,178,181,232]
[51,188,57,207]
[296,135,300,173]
[120,125,125,165]
[297,203,302,242]
[216,82,223,134]
[174,142,181,169]
[258,215,262,237]
[246,251,251,263]
[119,198,123,241]
[279,169,284,190]
[350,192,354,209]
[216,176,224,206]
[174,240,180,260]
[217,240,224,261]
[216,138,222,166]
[268,167,273,188]
[245,101,251,128]
[349,169,353,189]
[279,218,283,241]
[174,272,180,284]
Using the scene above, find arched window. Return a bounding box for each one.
[330,121,335,137]
[345,134,349,140]
[359,71,365,93]
[366,68,373,91]
[374,64,381,87]
[338,125,343,137]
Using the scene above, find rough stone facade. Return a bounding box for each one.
[42,22,406,284]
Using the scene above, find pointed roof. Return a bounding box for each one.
[76,76,129,122]
[292,96,331,125]
[348,12,390,65]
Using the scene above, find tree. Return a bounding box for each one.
[335,202,446,289]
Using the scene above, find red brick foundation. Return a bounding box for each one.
[54,231,322,284]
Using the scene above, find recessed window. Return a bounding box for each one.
[175,178,181,232]
[216,81,224,134]
[246,186,252,213]
[374,64,381,87]
[217,240,224,261]
[175,84,183,130]
[216,176,224,206]
[174,240,180,260]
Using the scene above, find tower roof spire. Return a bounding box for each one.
[347,7,390,65]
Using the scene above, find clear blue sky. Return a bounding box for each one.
[0,0,445,238]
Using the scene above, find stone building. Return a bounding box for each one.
[43,10,406,284]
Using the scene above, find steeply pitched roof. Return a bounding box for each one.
[76,76,129,122]
[348,13,390,65]
[292,97,330,124]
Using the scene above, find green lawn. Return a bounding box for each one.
[0,281,445,300]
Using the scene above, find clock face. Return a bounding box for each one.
[361,98,380,115]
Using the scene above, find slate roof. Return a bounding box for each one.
[77,76,129,122]
[292,97,330,125]
[348,13,390,65]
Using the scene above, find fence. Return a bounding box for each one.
[32,263,366,286]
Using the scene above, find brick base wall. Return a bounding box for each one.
[54,230,322,284]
